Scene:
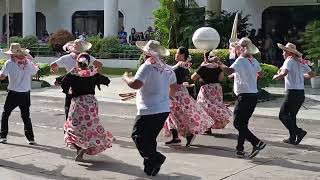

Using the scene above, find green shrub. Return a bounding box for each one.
[9,36,23,45]
[21,36,38,49]
[0,59,5,68]
[10,36,39,49]
[301,20,320,74]
[48,29,75,52]
[34,63,51,80]
[87,36,140,58]
[259,63,279,89]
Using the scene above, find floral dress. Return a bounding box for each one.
[61,69,113,155]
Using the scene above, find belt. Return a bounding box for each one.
[8,90,30,94]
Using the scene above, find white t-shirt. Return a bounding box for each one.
[281,58,311,90]
[0,59,39,92]
[134,63,177,115]
[51,53,96,72]
[230,57,261,95]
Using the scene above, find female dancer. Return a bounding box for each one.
[164,47,213,147]
[191,51,232,134]
[59,53,113,161]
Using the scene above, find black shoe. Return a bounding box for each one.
[249,141,266,159]
[283,138,295,145]
[295,130,307,145]
[203,129,212,135]
[165,139,181,145]
[151,154,166,176]
[236,151,245,158]
[144,164,153,176]
[186,134,195,148]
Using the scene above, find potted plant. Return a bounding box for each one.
[302,20,320,88]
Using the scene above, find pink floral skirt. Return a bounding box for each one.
[197,83,232,129]
[64,95,113,155]
[164,85,213,137]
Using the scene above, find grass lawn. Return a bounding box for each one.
[55,67,137,77]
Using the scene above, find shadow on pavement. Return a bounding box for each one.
[252,157,320,173]
[8,132,24,137]
[3,142,200,179]
[0,159,89,180]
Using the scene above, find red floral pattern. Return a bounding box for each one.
[197,83,232,129]
[64,95,113,155]
[164,85,213,137]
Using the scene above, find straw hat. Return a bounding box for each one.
[136,40,170,57]
[232,37,260,55]
[277,42,302,57]
[3,43,30,56]
[63,39,92,53]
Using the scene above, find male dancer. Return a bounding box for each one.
[0,43,39,145]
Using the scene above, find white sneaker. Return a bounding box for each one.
[0,138,7,144]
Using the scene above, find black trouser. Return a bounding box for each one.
[0,91,34,141]
[65,94,72,120]
[233,93,260,151]
[132,112,169,166]
[279,90,305,140]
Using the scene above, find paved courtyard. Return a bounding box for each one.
[0,80,319,179]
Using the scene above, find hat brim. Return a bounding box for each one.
[3,48,30,56]
[63,41,92,53]
[230,41,260,54]
[277,43,302,57]
[136,41,170,57]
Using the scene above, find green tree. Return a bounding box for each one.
[301,20,320,74]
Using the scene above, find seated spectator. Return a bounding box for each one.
[118,26,128,44]
[144,26,154,41]
[78,32,87,41]
[129,28,139,45]
[41,30,50,43]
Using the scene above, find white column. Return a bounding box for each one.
[22,0,36,37]
[206,0,221,20]
[104,0,118,37]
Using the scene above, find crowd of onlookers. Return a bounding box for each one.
[248,26,303,67]
[117,26,155,45]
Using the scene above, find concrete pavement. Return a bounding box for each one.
[0,109,319,180]
[26,76,320,121]
[0,77,320,179]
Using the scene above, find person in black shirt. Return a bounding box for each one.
[59,53,113,162]
[164,47,213,147]
[191,51,232,135]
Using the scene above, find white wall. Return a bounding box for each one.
[197,0,320,30]
[0,0,157,36]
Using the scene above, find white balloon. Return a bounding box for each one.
[192,27,220,50]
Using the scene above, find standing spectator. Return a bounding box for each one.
[118,26,128,44]
[129,28,139,45]
[264,34,274,64]
[255,28,265,59]
[284,29,294,43]
[271,28,283,66]
[248,29,257,45]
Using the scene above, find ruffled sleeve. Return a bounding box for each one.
[94,74,111,90]
[60,74,73,94]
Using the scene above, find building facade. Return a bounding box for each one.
[0,0,319,38]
